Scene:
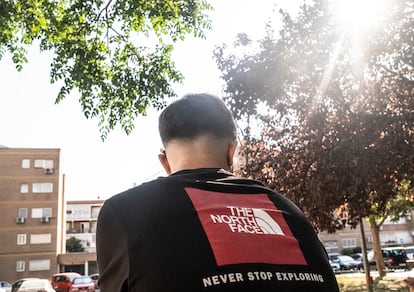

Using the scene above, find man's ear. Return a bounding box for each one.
[227,140,238,168]
[158,152,172,175]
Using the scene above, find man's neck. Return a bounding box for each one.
[164,136,232,174]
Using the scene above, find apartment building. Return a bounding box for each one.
[57,200,103,275]
[318,213,414,252]
[0,146,62,282]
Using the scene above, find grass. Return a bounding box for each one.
[336,274,409,292]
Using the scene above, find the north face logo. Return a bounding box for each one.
[210,206,285,235]
[186,188,307,266]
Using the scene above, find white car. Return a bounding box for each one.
[0,281,12,292]
[406,246,414,260]
[12,278,55,292]
[329,260,340,273]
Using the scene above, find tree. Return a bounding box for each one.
[66,236,84,252]
[0,0,212,139]
[215,0,414,277]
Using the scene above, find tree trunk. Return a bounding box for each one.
[369,216,386,277]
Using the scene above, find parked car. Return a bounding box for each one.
[327,252,341,262]
[367,247,408,270]
[351,253,363,262]
[11,278,55,292]
[332,255,361,271]
[71,276,94,292]
[51,273,81,292]
[51,273,95,292]
[329,260,340,273]
[405,246,414,260]
[89,274,99,289]
[405,246,414,269]
[0,281,12,292]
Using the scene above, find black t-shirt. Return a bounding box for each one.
[96,168,339,292]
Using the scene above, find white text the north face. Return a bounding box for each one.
[210,206,285,235]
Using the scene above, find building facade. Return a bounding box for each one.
[318,213,414,253]
[0,147,62,282]
[58,200,103,275]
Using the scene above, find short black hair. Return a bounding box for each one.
[158,93,237,145]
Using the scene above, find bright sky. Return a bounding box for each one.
[0,0,300,201]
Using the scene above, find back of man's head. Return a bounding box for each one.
[158,93,237,146]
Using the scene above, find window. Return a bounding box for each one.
[18,208,28,218]
[91,206,101,218]
[17,234,27,245]
[324,240,338,250]
[52,276,68,283]
[22,159,30,168]
[30,234,52,244]
[342,238,357,248]
[20,184,29,194]
[16,261,25,272]
[34,159,54,169]
[73,277,92,284]
[29,259,50,271]
[31,208,52,218]
[32,183,53,193]
[90,222,97,233]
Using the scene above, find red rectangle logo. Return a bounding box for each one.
[186,188,307,266]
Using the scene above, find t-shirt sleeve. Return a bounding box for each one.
[96,200,129,292]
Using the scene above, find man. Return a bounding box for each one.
[96,93,339,292]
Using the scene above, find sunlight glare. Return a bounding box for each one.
[335,0,387,33]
